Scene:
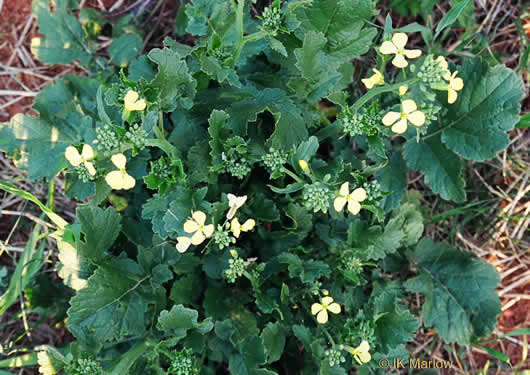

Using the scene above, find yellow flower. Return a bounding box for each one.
[361,69,384,89]
[399,85,408,96]
[231,217,255,238]
[436,56,450,74]
[333,182,367,215]
[379,33,422,68]
[65,144,96,176]
[444,71,464,104]
[227,194,247,220]
[311,296,341,324]
[351,341,371,365]
[105,153,136,190]
[124,90,146,111]
[382,99,425,134]
[183,211,214,245]
[299,160,309,170]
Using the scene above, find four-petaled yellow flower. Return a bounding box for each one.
[334,182,367,215]
[183,211,214,245]
[351,341,371,365]
[65,144,96,176]
[175,236,192,253]
[105,153,136,190]
[444,71,464,104]
[124,90,146,111]
[361,69,384,89]
[227,194,247,220]
[311,296,341,324]
[382,99,425,134]
[379,33,422,68]
[231,217,255,238]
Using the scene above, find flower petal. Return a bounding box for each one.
[334,197,347,212]
[105,170,124,190]
[231,218,241,238]
[316,309,328,324]
[123,173,136,190]
[351,187,367,202]
[357,340,370,353]
[327,302,341,314]
[379,41,397,54]
[347,200,362,215]
[311,303,323,315]
[81,144,94,159]
[361,77,375,89]
[321,296,334,305]
[202,224,214,238]
[404,49,422,59]
[358,351,371,364]
[451,77,464,91]
[111,153,127,169]
[437,56,449,71]
[399,85,408,95]
[408,111,426,127]
[130,99,146,111]
[184,219,199,234]
[448,88,458,104]
[382,111,400,126]
[176,237,191,253]
[192,211,206,225]
[402,99,417,114]
[392,54,408,68]
[190,230,205,245]
[391,118,408,134]
[392,33,408,49]
[339,182,349,196]
[65,146,82,166]
[84,162,96,176]
[124,90,139,105]
[242,219,255,231]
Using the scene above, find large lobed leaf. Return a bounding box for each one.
[441,58,524,161]
[405,239,501,345]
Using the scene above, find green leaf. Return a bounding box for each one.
[295,0,376,62]
[261,323,285,363]
[157,304,213,341]
[109,34,143,67]
[403,134,466,202]
[376,151,407,212]
[199,54,241,87]
[350,217,405,260]
[434,0,473,39]
[278,253,330,284]
[375,306,419,352]
[208,109,231,164]
[405,238,501,344]
[77,206,121,264]
[291,31,342,102]
[249,193,281,222]
[441,58,524,161]
[226,88,308,149]
[67,258,150,343]
[147,47,197,112]
[31,0,94,65]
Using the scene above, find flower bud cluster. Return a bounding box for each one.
[341,104,380,138]
[303,183,332,213]
[76,164,96,182]
[362,180,382,201]
[150,157,172,180]
[262,147,287,174]
[67,358,105,375]
[96,124,120,152]
[225,254,247,283]
[213,224,235,249]
[225,157,251,179]
[415,55,447,86]
[325,348,346,367]
[168,348,198,375]
[261,6,282,34]
[125,124,148,150]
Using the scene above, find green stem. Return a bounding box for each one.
[109,340,149,375]
[145,139,176,159]
[244,30,267,44]
[351,78,419,111]
[283,168,305,184]
[155,111,166,141]
[319,323,336,346]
